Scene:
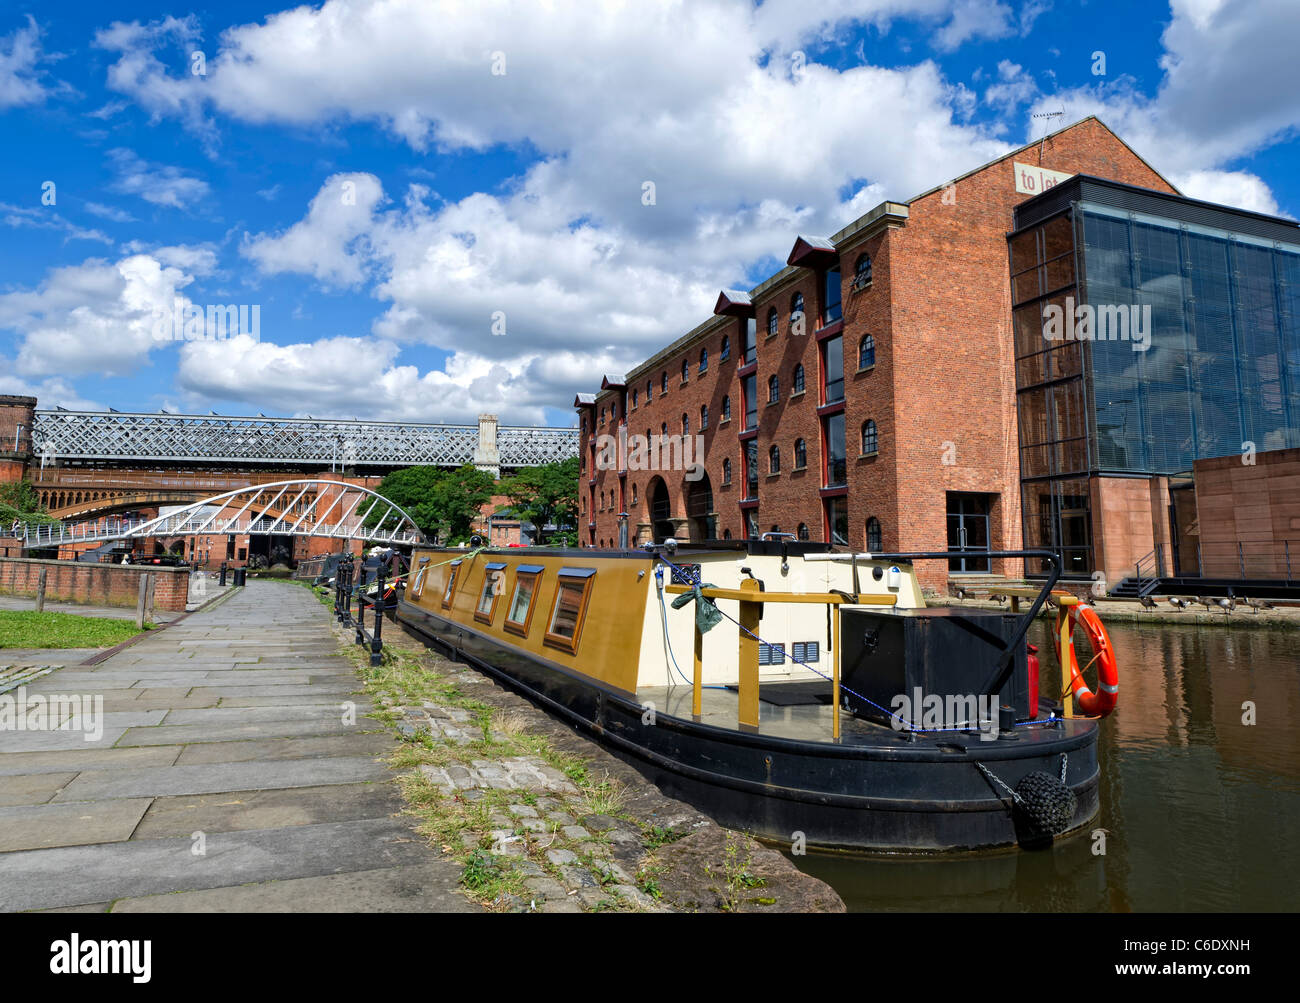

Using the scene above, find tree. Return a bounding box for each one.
[0,479,56,529]
[367,464,495,545]
[496,456,580,546]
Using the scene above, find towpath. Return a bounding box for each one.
[0,581,479,912]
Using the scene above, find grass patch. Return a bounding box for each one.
[348,639,650,911]
[0,610,150,649]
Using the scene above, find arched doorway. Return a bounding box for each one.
[686,473,715,541]
[649,477,675,543]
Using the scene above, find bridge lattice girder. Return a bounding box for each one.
[31,410,578,468]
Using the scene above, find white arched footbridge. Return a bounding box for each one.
[16,479,428,549]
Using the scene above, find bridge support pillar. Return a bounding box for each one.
[473,414,500,479]
[0,395,36,487]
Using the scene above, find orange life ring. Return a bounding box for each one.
[1054,602,1119,717]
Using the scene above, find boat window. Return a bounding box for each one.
[411,557,431,598]
[505,564,545,636]
[544,567,597,653]
[441,560,462,609]
[475,562,508,623]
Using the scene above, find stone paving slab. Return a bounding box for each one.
[0,728,130,754]
[108,862,478,913]
[51,756,391,802]
[0,798,153,852]
[0,744,180,778]
[114,716,385,747]
[218,694,369,708]
[418,756,580,794]
[0,817,434,913]
[0,649,100,667]
[0,771,78,806]
[187,683,359,699]
[172,732,394,767]
[0,581,476,914]
[161,704,363,726]
[132,782,404,838]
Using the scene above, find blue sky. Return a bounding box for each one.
[1,0,1297,428]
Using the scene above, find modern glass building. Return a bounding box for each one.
[1009,176,1300,578]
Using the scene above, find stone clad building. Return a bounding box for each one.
[576,116,1300,593]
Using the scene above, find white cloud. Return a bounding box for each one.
[0,202,112,245]
[84,201,136,223]
[242,173,384,286]
[0,252,202,379]
[92,15,212,139]
[1172,169,1283,215]
[0,17,54,108]
[108,148,211,210]
[80,0,1300,423]
[984,60,1037,114]
[174,334,607,424]
[1026,0,1300,209]
[0,374,102,412]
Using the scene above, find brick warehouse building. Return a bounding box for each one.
[575,116,1300,592]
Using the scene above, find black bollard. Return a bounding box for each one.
[370,570,384,666]
[219,562,227,587]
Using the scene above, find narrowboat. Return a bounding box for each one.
[396,539,1116,853]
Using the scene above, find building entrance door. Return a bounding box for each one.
[947,492,991,572]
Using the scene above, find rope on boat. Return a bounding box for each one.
[656,569,731,692]
[655,554,971,733]
[654,552,1065,736]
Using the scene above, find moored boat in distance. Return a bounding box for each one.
[396,538,1113,853]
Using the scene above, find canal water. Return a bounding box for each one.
[790,620,1300,911]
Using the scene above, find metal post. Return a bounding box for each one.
[1238,541,1246,580]
[34,567,47,613]
[737,579,761,732]
[692,622,703,721]
[832,604,841,742]
[354,564,365,646]
[219,562,227,587]
[1287,541,1293,584]
[371,569,384,666]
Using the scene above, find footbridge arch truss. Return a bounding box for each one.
[19,480,428,549]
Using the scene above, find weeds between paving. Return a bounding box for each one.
[277,580,822,913]
[309,604,691,912]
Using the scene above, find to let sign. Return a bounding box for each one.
[1014,162,1073,196]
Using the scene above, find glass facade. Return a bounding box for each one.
[1079,203,1300,469]
[1010,186,1300,576]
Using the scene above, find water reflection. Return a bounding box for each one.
[791,620,1300,911]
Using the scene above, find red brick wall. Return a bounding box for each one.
[0,395,36,488]
[0,557,190,612]
[1193,447,1300,578]
[888,119,1176,587]
[579,118,1180,586]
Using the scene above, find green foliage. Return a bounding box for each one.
[461,850,500,891]
[0,480,55,529]
[495,457,580,546]
[366,464,495,545]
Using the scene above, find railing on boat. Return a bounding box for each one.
[666,579,897,739]
[664,549,1084,739]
